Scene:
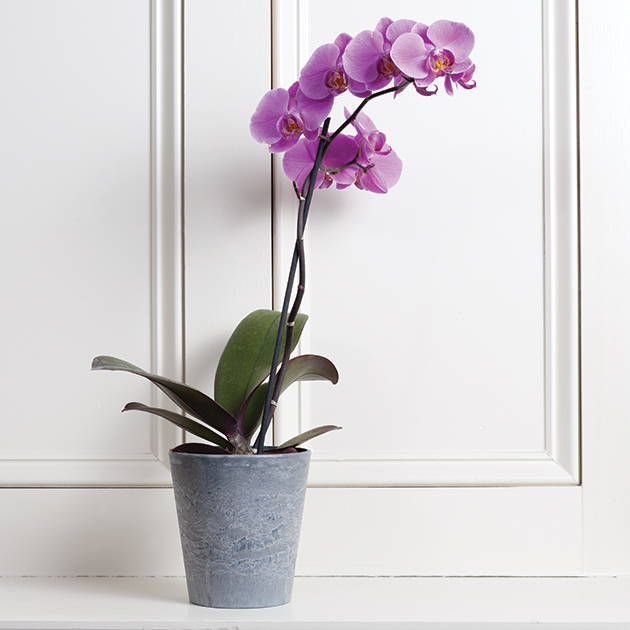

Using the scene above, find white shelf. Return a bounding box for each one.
[1,576,630,628]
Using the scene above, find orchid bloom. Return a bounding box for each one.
[299,33,371,100]
[342,18,419,91]
[283,112,403,195]
[283,133,359,192]
[345,109,402,194]
[253,16,476,191]
[390,19,475,95]
[250,81,333,152]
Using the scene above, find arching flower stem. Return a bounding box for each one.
[254,79,412,453]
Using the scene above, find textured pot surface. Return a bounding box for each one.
[169,448,310,609]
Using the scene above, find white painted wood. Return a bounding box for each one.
[542,0,580,482]
[3,0,630,582]
[580,0,630,574]
[0,487,580,577]
[0,0,183,486]
[273,0,580,486]
[4,576,630,628]
[150,0,185,466]
[0,490,182,576]
[183,0,272,408]
[298,487,581,576]
[304,453,576,487]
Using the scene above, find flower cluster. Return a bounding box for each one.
[250,17,476,193]
[282,111,402,194]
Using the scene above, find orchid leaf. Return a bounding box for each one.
[122,402,231,449]
[240,354,339,438]
[277,425,342,449]
[92,356,237,438]
[214,309,307,417]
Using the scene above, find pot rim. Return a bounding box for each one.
[169,446,310,459]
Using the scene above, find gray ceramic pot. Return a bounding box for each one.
[169,448,310,609]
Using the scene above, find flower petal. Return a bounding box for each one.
[348,77,372,97]
[375,17,393,38]
[451,57,473,74]
[412,22,431,44]
[344,107,376,135]
[334,32,353,55]
[322,134,359,169]
[269,135,299,153]
[385,19,418,44]
[415,83,438,96]
[361,150,402,193]
[283,137,322,190]
[296,90,333,131]
[414,73,436,88]
[299,43,339,99]
[250,88,289,144]
[366,73,392,91]
[426,20,474,60]
[342,29,384,83]
[333,165,359,188]
[444,74,454,96]
[368,130,390,154]
[390,32,431,79]
[456,63,477,89]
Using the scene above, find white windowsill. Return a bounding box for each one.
[1,576,630,629]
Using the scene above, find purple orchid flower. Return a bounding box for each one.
[250,81,333,153]
[390,19,475,94]
[342,17,422,91]
[353,151,403,194]
[344,107,391,157]
[299,33,371,100]
[344,109,402,194]
[282,133,359,192]
[283,112,403,195]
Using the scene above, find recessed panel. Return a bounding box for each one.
[0,1,153,459]
[282,0,545,456]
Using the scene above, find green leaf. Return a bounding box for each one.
[277,425,342,449]
[92,356,237,438]
[122,402,231,449]
[214,310,308,417]
[240,354,339,438]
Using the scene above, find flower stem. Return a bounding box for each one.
[254,119,331,453]
[254,79,412,453]
[327,79,412,143]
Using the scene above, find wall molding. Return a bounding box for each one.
[0,0,184,488]
[542,0,580,483]
[149,0,185,469]
[272,0,580,487]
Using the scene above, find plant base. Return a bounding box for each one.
[169,448,310,609]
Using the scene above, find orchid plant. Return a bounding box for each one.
[93,17,476,455]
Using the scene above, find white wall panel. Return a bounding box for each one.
[0,0,182,485]
[184,0,272,400]
[6,0,630,579]
[273,0,579,486]
[0,489,183,576]
[581,0,630,574]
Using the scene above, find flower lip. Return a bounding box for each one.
[279,113,304,137]
[377,53,398,76]
[429,49,455,75]
[325,67,348,92]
